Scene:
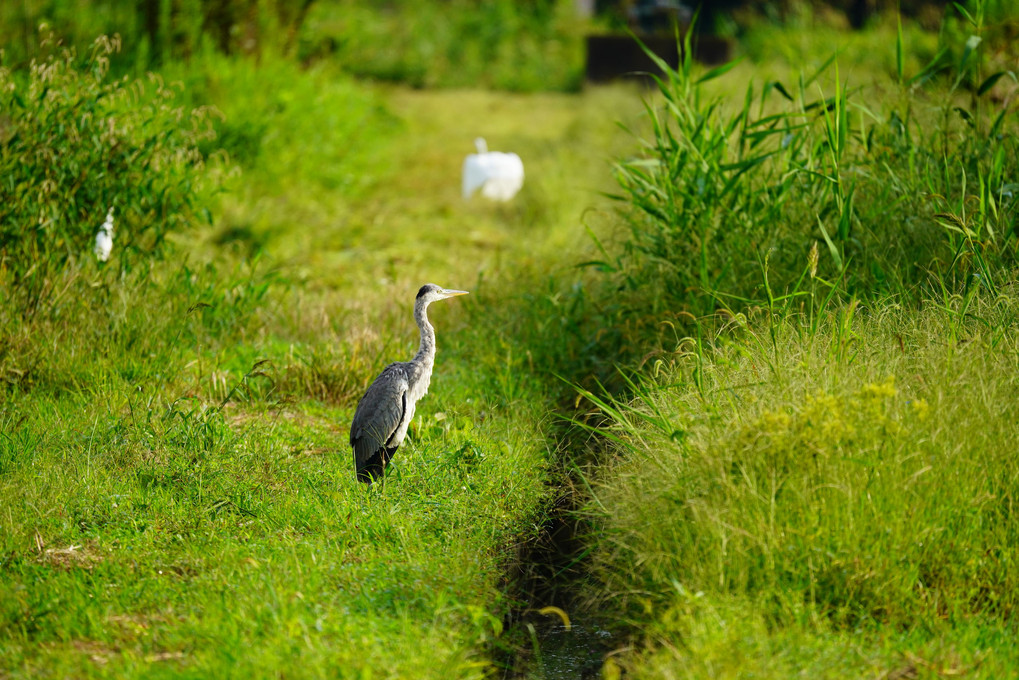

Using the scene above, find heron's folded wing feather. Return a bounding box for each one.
[350,364,409,468]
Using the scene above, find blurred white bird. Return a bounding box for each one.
[94,207,114,262]
[462,138,524,201]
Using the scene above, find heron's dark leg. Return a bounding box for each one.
[357,446,399,484]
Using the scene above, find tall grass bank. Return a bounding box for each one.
[571,2,1019,677]
[580,297,1019,678]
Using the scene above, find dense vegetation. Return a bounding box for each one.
[0,0,588,91]
[1,0,1017,677]
[583,298,1019,677]
[575,4,1019,677]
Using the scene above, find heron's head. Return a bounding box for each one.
[416,283,469,305]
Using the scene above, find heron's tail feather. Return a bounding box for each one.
[356,446,397,484]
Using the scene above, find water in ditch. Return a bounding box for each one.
[495,492,620,679]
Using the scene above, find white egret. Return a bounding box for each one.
[94,207,115,262]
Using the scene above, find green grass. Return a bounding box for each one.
[1,364,545,677]
[579,293,1019,678]
[3,3,1019,677]
[300,0,587,91]
[0,34,649,675]
[568,6,1019,676]
[601,2,1016,328]
[0,0,589,91]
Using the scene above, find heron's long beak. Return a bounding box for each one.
[441,288,469,298]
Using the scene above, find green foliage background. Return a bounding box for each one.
[0,32,214,313]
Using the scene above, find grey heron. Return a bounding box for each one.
[349,283,469,484]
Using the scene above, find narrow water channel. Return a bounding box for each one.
[524,618,615,679]
[496,492,619,679]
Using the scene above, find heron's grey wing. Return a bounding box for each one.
[349,363,409,469]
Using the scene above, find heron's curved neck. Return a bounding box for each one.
[413,299,436,365]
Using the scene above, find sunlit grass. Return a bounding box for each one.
[579,293,1019,677]
[1,358,546,677]
[0,40,649,674]
[4,3,1018,677]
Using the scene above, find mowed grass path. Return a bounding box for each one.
[0,79,647,679]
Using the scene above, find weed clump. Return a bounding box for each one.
[0,30,215,314]
[601,7,1018,324]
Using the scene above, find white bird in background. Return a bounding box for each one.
[462,137,524,201]
[94,207,115,262]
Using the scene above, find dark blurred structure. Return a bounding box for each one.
[590,0,953,30]
[585,1,733,82]
[585,33,732,82]
[584,0,955,82]
[832,0,951,28]
[626,0,692,33]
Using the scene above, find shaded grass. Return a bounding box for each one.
[299,0,586,92]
